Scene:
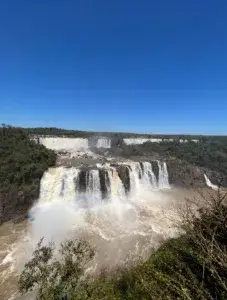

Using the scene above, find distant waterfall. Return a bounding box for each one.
[38,161,170,206]
[39,137,89,151]
[96,138,111,148]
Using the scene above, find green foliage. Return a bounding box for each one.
[0,125,56,222]
[19,239,95,300]
[0,125,56,193]
[19,193,227,300]
[119,140,227,175]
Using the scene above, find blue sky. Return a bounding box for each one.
[0,0,227,134]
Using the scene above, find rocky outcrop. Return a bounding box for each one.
[78,170,87,193]
[151,161,159,182]
[99,169,110,199]
[116,165,131,193]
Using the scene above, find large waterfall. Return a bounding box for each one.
[4,161,180,300]
[38,161,170,205]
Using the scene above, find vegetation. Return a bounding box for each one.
[0,125,56,222]
[19,190,227,300]
[20,126,227,175]
[119,140,227,175]
[24,126,225,140]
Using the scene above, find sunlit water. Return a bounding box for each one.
[0,187,197,300]
[0,161,205,300]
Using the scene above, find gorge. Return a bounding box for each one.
[0,127,225,300]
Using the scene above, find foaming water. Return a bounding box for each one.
[0,164,181,300]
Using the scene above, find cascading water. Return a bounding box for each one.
[39,167,80,203]
[107,168,126,200]
[39,167,65,203]
[1,160,178,300]
[128,161,169,195]
[142,162,158,189]
[157,161,170,189]
[96,138,111,148]
[37,161,170,207]
[86,170,102,203]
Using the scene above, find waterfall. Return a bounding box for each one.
[39,167,65,204]
[142,162,158,188]
[157,161,170,189]
[61,167,80,200]
[96,138,111,148]
[128,161,168,193]
[39,137,89,151]
[204,174,219,190]
[86,170,102,202]
[39,167,80,204]
[107,168,126,200]
[37,161,170,208]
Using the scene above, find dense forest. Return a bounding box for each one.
[0,125,56,222]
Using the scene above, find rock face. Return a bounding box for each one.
[116,165,131,193]
[78,170,87,193]
[165,158,226,188]
[166,159,205,188]
[151,161,159,182]
[98,169,110,199]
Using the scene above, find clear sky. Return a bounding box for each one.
[0,0,227,134]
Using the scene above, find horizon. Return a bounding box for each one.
[1,0,227,135]
[4,124,226,137]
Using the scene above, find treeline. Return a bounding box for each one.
[23,126,225,141]
[118,140,227,174]
[19,192,227,300]
[0,125,56,222]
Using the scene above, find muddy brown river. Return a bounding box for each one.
[0,188,201,300]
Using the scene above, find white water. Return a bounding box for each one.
[39,137,89,151]
[204,174,219,190]
[129,161,169,194]
[158,161,170,189]
[107,168,126,200]
[123,138,162,145]
[35,161,169,205]
[86,170,102,204]
[0,161,177,300]
[96,138,111,148]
